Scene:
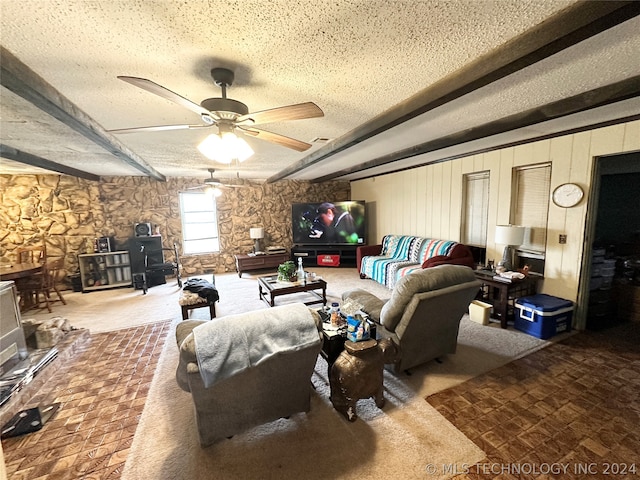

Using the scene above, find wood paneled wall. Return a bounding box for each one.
[352,120,640,315]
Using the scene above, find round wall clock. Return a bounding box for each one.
[552,183,584,208]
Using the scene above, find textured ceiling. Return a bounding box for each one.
[1,0,638,182]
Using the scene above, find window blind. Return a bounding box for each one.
[179,192,220,254]
[462,171,490,247]
[512,164,551,254]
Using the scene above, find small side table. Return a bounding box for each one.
[319,318,377,373]
[329,339,385,422]
[473,270,542,328]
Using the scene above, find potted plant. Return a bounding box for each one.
[277,261,297,282]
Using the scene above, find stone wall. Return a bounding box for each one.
[0,174,350,286]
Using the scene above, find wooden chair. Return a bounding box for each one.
[17,266,50,312]
[14,244,48,310]
[16,244,47,264]
[19,258,67,313]
[43,257,67,307]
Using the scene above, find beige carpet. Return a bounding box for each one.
[22,278,186,333]
[122,319,485,480]
[25,268,385,332]
[23,270,274,332]
[114,267,564,480]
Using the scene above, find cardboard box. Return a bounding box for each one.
[469,300,492,325]
[515,294,573,339]
[317,255,340,267]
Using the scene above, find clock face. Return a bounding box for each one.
[552,183,584,208]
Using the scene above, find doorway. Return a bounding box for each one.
[582,151,640,330]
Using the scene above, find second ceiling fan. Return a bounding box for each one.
[187,169,243,197]
[109,67,324,153]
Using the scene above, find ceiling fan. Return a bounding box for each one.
[187,169,243,196]
[109,67,324,154]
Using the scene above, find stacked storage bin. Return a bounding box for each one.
[612,257,640,322]
[587,248,615,329]
[600,258,617,288]
[589,248,606,290]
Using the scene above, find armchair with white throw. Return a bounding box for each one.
[175,303,323,447]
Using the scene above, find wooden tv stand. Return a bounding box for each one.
[291,245,357,267]
[234,252,289,278]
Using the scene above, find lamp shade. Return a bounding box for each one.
[495,225,525,246]
[249,227,264,240]
[204,186,223,197]
[197,132,254,163]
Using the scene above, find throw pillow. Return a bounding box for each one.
[422,255,450,268]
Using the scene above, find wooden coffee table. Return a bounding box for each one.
[257,275,327,307]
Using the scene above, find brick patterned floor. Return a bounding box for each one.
[428,322,640,480]
[2,321,171,480]
[2,320,638,479]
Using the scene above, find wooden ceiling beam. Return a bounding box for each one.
[0,46,166,181]
[0,145,101,181]
[314,78,640,182]
[269,0,640,183]
[333,113,640,182]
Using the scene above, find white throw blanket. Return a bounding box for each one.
[192,303,321,388]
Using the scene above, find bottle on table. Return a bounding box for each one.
[330,302,340,326]
[297,257,305,284]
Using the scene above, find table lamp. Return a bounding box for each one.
[250,227,264,254]
[495,225,525,271]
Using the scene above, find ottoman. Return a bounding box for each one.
[179,291,216,320]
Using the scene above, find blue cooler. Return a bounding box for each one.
[515,294,573,339]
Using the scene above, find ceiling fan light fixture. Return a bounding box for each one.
[204,185,223,197]
[197,131,254,164]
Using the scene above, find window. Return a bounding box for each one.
[179,192,220,254]
[512,164,551,254]
[462,171,490,247]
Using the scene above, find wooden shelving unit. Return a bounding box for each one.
[78,251,132,292]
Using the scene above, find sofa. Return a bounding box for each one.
[175,303,323,447]
[343,265,481,372]
[357,234,475,288]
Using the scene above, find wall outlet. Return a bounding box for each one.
[559,234,567,244]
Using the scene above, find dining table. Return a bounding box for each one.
[0,263,44,281]
[0,263,45,312]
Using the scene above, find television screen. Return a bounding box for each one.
[292,201,366,245]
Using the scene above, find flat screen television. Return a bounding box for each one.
[292,201,366,246]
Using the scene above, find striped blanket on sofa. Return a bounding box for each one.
[360,234,457,288]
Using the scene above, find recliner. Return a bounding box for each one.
[175,303,323,447]
[343,264,480,373]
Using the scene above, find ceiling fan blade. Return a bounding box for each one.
[236,102,323,126]
[108,124,214,134]
[118,76,211,117]
[208,179,243,188]
[239,126,312,152]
